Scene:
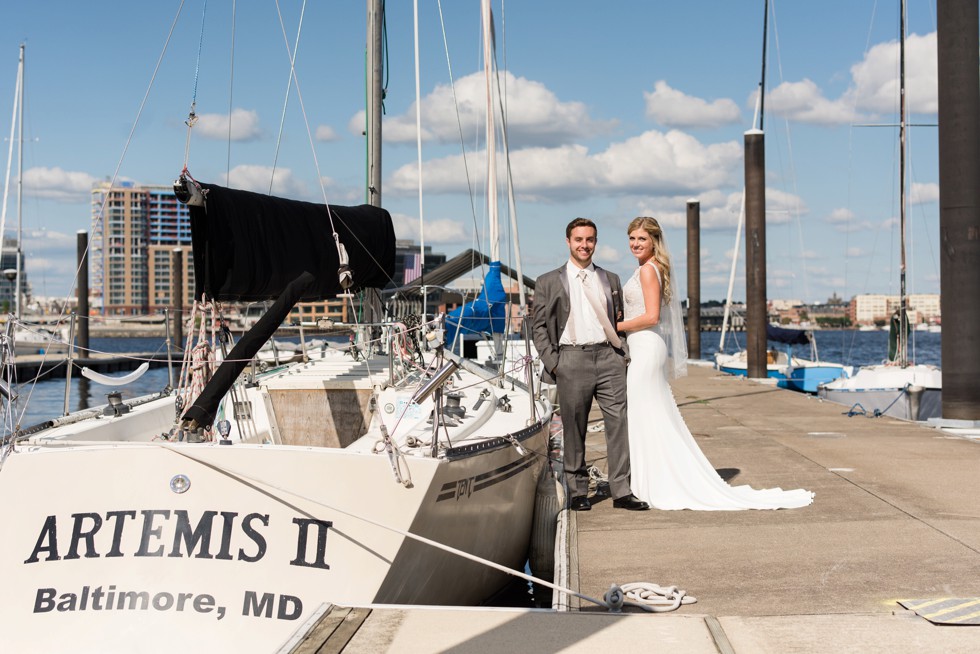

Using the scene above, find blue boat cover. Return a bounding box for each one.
[766,324,810,345]
[444,261,508,346]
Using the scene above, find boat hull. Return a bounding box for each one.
[779,364,853,394]
[816,364,942,421]
[0,423,547,652]
[817,386,941,421]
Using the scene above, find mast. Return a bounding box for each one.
[719,0,767,350]
[897,0,908,367]
[15,43,24,319]
[482,0,499,262]
[367,0,383,207]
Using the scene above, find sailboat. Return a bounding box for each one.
[817,0,942,421]
[0,44,68,355]
[0,4,552,651]
[714,1,851,391]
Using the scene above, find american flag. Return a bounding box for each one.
[404,253,423,284]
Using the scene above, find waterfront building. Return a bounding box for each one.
[91,182,195,316]
[91,191,450,325]
[0,237,29,314]
[394,240,447,286]
[848,293,941,326]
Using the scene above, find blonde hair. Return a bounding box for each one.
[627,216,672,304]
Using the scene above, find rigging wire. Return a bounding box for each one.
[269,0,305,197]
[14,0,189,429]
[182,0,209,171]
[225,0,237,184]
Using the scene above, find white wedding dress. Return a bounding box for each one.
[624,262,814,510]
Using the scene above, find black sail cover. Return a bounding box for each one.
[189,183,396,302]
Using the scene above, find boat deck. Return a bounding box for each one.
[295,362,980,653]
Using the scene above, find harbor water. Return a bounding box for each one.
[10,330,942,431]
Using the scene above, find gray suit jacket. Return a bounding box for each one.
[531,264,629,384]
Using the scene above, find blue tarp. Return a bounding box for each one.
[445,261,508,346]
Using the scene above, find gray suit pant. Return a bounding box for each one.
[555,345,631,499]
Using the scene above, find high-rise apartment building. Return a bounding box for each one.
[0,237,29,313]
[91,182,194,316]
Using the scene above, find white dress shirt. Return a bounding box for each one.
[559,260,607,345]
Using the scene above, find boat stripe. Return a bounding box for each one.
[435,454,536,502]
[473,456,536,491]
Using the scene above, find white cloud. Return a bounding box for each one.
[381,70,616,148]
[347,110,367,137]
[389,212,468,244]
[764,188,807,225]
[592,243,622,264]
[387,130,743,202]
[194,108,262,141]
[315,125,339,142]
[595,131,743,195]
[768,32,938,126]
[910,182,938,205]
[644,81,742,128]
[227,165,307,198]
[765,79,862,125]
[846,247,867,257]
[826,207,855,224]
[846,32,937,115]
[20,228,81,293]
[825,207,876,232]
[21,167,98,203]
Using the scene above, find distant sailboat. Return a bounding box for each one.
[714,1,849,391]
[817,0,942,420]
[0,44,67,354]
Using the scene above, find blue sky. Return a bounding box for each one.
[0,1,943,305]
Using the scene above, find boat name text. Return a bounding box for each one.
[24,510,333,570]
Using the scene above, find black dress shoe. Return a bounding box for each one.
[569,495,591,511]
[612,494,649,511]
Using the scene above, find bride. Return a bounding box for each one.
[616,217,814,510]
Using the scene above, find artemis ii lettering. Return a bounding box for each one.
[24,510,270,563]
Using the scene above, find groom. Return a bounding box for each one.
[532,218,648,511]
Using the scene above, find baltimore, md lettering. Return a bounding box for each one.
[34,585,227,620]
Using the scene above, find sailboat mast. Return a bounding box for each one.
[898,0,908,366]
[15,43,24,320]
[366,0,383,208]
[758,0,768,131]
[482,0,499,262]
[720,0,767,350]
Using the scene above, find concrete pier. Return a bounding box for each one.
[289,363,980,652]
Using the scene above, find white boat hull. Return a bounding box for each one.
[1,350,550,651]
[817,364,942,421]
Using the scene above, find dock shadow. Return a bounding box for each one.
[716,467,740,482]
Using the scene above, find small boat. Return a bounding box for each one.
[1,46,69,355]
[714,325,852,392]
[818,0,943,421]
[767,325,853,393]
[817,363,941,421]
[714,347,788,380]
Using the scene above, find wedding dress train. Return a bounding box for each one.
[624,263,814,510]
